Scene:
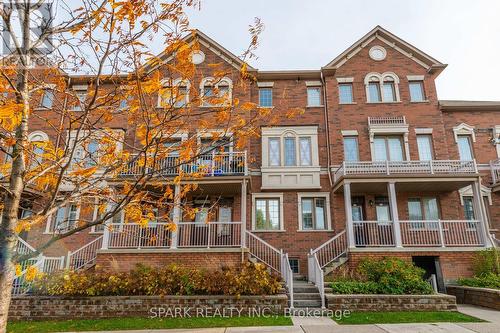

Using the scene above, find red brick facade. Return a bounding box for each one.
[7,26,500,282]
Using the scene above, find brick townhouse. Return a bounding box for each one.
[6,26,500,302]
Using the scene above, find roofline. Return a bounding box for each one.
[256,70,321,80]
[439,100,500,111]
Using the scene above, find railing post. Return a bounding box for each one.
[386,160,390,175]
[65,251,71,269]
[102,225,110,250]
[171,183,181,249]
[437,219,445,247]
[244,151,248,176]
[388,182,402,247]
[344,182,356,248]
[211,151,215,176]
[240,180,247,247]
[429,160,434,174]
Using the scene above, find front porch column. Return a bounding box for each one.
[171,183,181,248]
[387,181,403,247]
[344,182,355,248]
[471,180,492,246]
[241,180,247,247]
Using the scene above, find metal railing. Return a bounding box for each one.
[354,221,395,246]
[491,159,500,185]
[67,236,103,270]
[368,116,406,126]
[12,255,65,295]
[334,160,478,182]
[177,222,242,248]
[310,231,347,268]
[281,252,294,309]
[307,252,325,308]
[106,223,172,249]
[120,151,247,177]
[15,237,36,255]
[245,231,281,272]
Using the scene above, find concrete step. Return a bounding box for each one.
[293,292,321,300]
[293,299,322,308]
[293,285,319,293]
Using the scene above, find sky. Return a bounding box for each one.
[178,0,500,101]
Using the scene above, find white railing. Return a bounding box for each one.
[491,159,500,185]
[307,253,325,308]
[177,222,241,248]
[120,151,247,177]
[245,231,281,272]
[334,160,477,182]
[354,221,395,247]
[15,237,36,255]
[12,255,65,295]
[368,116,406,126]
[400,220,484,247]
[310,231,347,268]
[106,223,172,249]
[280,252,294,309]
[67,236,103,270]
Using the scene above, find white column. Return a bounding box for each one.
[171,183,181,248]
[471,180,491,246]
[102,225,110,249]
[387,182,402,247]
[240,180,247,247]
[343,182,355,248]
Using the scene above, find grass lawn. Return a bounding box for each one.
[7,316,292,333]
[334,311,485,325]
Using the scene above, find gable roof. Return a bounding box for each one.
[323,25,447,72]
[142,29,256,74]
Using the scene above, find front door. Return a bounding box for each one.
[352,197,366,246]
[217,206,233,245]
[375,196,393,245]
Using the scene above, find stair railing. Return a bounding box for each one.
[245,231,281,272]
[310,230,348,268]
[67,235,103,270]
[280,251,294,309]
[307,251,325,308]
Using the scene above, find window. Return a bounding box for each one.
[52,204,78,233]
[375,196,391,222]
[200,77,232,106]
[289,258,299,274]
[28,132,49,166]
[299,137,312,166]
[343,137,359,162]
[417,135,434,160]
[407,197,440,228]
[463,196,475,220]
[85,139,99,167]
[255,198,281,230]
[159,79,189,108]
[373,136,404,161]
[365,72,400,103]
[457,135,474,160]
[284,137,296,166]
[259,88,273,107]
[268,138,281,166]
[339,83,353,104]
[72,89,87,111]
[307,87,321,106]
[368,78,381,102]
[409,81,425,102]
[301,197,326,230]
[40,89,54,109]
[382,77,396,102]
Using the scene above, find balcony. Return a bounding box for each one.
[491,159,500,191]
[120,151,248,178]
[334,160,478,183]
[103,221,243,249]
[353,220,485,248]
[368,116,407,127]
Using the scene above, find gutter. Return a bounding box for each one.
[321,71,333,187]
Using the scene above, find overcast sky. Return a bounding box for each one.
[180,0,500,101]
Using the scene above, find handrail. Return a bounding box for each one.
[310,230,347,268]
[67,235,103,270]
[491,159,500,184]
[308,252,325,308]
[15,237,36,255]
[281,252,294,309]
[245,231,281,272]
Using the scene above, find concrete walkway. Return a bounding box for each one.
[60,305,500,333]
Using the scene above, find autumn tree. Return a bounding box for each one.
[0,1,269,331]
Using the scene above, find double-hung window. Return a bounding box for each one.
[417,135,434,160]
[457,135,474,160]
[259,88,273,107]
[72,89,87,111]
[343,136,359,161]
[368,79,382,102]
[255,198,281,230]
[409,81,425,102]
[306,87,322,107]
[373,136,405,161]
[407,197,439,228]
[339,84,353,104]
[52,204,78,233]
[382,77,396,102]
[301,197,326,230]
[40,89,54,109]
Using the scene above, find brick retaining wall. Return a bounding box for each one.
[446,285,500,310]
[326,294,457,312]
[9,295,288,321]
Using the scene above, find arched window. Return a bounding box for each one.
[365,72,400,103]
[158,78,190,108]
[28,131,49,165]
[267,130,313,167]
[200,77,232,106]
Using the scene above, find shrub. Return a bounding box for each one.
[458,272,500,290]
[32,263,282,297]
[472,248,500,277]
[330,257,433,295]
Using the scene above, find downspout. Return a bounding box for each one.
[321,71,333,187]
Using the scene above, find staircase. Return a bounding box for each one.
[66,235,103,270]
[292,275,322,308]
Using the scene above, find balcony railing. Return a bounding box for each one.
[491,159,500,185]
[334,160,477,182]
[368,116,407,126]
[353,220,484,247]
[104,222,242,249]
[120,151,247,177]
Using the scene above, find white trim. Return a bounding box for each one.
[459,185,492,206]
[369,45,387,61]
[28,130,49,142]
[297,192,332,231]
[341,130,359,136]
[71,85,88,90]
[305,80,322,87]
[196,129,234,153]
[336,77,354,83]
[251,193,284,231]
[415,128,433,134]
[200,76,233,106]
[364,72,401,103]
[157,78,191,108]
[257,81,274,88]
[453,123,476,143]
[407,75,425,81]
[493,125,500,158]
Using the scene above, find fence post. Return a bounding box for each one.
[437,219,445,247]
[102,225,110,250]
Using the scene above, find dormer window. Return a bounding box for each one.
[365,72,400,103]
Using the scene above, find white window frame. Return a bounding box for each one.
[258,87,273,107]
[251,193,284,232]
[306,83,322,107]
[453,123,476,143]
[71,85,88,111]
[196,129,234,154]
[341,131,359,162]
[90,200,125,233]
[45,202,81,234]
[364,72,400,103]
[297,192,331,231]
[199,76,233,107]
[494,125,500,158]
[157,78,190,108]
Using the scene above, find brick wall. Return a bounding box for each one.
[446,285,500,310]
[9,294,288,321]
